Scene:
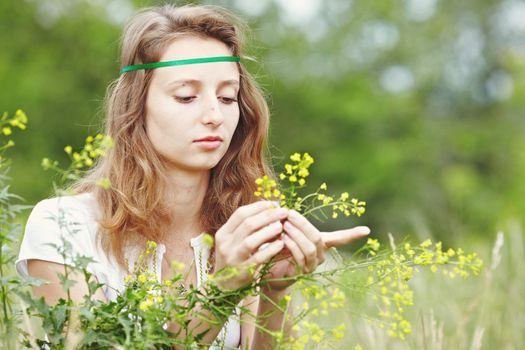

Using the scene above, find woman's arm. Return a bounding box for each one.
[240,295,259,348]
[28,259,108,305]
[241,287,292,350]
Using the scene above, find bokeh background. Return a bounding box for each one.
[1,0,524,348]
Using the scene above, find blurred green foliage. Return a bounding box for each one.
[1,0,524,245]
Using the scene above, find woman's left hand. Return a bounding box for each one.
[261,210,370,292]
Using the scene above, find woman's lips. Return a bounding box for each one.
[193,137,223,150]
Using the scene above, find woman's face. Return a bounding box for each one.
[145,36,240,173]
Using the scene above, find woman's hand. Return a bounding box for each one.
[213,201,288,290]
[261,210,370,292]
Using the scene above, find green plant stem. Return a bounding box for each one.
[302,200,346,217]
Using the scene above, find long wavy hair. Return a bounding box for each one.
[74,4,274,270]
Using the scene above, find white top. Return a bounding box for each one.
[16,193,241,349]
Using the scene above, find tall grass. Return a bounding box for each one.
[338,222,524,349]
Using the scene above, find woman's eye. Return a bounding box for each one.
[220,97,238,104]
[174,96,196,103]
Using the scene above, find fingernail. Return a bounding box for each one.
[283,221,293,231]
[360,226,371,235]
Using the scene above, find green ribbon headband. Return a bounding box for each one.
[120,55,241,74]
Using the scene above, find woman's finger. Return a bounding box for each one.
[282,234,305,270]
[246,240,284,265]
[286,210,325,263]
[321,226,371,249]
[237,221,283,259]
[220,201,278,235]
[234,207,288,239]
[283,221,318,273]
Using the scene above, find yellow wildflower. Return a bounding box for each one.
[15,109,28,124]
[203,233,214,248]
[163,279,173,287]
[367,238,380,251]
[322,196,333,205]
[290,153,301,161]
[41,158,51,169]
[420,239,432,248]
[138,274,147,284]
[139,299,153,311]
[298,168,309,178]
[332,324,346,340]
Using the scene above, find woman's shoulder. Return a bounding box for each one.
[34,191,97,211]
[31,192,99,222]
[25,191,100,244]
[16,192,102,279]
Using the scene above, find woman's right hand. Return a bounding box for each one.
[213,201,288,290]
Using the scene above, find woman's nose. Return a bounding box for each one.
[200,95,224,126]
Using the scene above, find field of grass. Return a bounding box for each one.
[334,224,524,350]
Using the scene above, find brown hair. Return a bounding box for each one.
[74,4,273,270]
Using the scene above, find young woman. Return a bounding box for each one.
[16,4,370,349]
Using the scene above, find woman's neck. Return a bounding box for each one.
[163,167,210,238]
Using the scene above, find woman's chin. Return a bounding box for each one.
[177,162,217,173]
[160,153,224,173]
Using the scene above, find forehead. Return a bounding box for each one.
[152,36,240,86]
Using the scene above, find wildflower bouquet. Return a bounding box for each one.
[0,111,483,349]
